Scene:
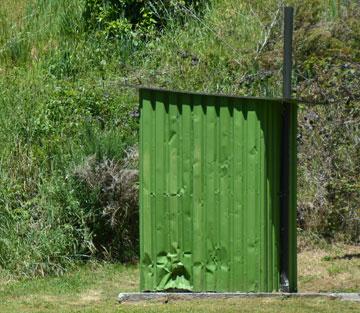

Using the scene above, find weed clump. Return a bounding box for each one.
[73,147,139,261]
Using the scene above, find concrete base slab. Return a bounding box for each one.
[118,292,360,303]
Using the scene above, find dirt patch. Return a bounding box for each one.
[76,290,102,304]
[8,289,104,306]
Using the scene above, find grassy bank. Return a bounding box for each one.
[0,0,359,278]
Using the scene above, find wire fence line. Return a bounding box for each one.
[93,78,360,107]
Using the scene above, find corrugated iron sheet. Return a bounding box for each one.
[139,88,297,292]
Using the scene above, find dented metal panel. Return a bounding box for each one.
[139,88,297,292]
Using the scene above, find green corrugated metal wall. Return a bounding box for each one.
[139,88,297,292]
[288,99,297,292]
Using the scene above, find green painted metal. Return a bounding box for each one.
[288,103,298,292]
[139,88,297,292]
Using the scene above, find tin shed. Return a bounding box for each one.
[139,87,297,292]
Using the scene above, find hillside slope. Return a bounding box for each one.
[0,0,359,277]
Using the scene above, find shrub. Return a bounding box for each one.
[73,146,139,261]
[82,0,208,39]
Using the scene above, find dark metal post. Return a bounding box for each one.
[280,6,294,292]
[283,7,293,100]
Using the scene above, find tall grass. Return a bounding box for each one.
[0,0,84,65]
[133,0,280,96]
[0,64,139,275]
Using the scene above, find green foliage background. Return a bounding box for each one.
[83,0,206,38]
[0,0,359,277]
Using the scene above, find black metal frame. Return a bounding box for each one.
[280,6,294,293]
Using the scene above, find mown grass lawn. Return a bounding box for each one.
[0,244,359,313]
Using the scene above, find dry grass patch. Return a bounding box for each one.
[0,0,32,24]
[298,243,360,292]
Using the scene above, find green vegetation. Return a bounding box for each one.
[0,244,359,313]
[0,0,359,279]
[82,0,206,40]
